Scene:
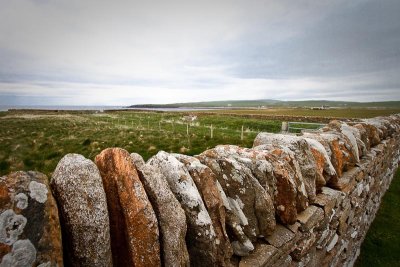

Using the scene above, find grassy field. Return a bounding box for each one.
[0,110,281,176]
[356,168,400,267]
[204,108,400,118]
[1,107,398,177]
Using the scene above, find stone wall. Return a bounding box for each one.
[1,114,399,266]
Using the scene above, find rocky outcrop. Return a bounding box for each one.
[51,154,112,267]
[0,171,62,266]
[148,151,217,267]
[95,148,160,267]
[131,153,190,267]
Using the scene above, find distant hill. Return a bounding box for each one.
[128,99,400,109]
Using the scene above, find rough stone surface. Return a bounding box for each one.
[302,131,356,181]
[254,146,308,223]
[148,151,217,267]
[198,146,276,240]
[238,244,277,267]
[265,224,295,248]
[253,133,318,202]
[296,205,324,232]
[51,154,112,267]
[95,148,160,267]
[0,171,62,266]
[131,152,190,267]
[172,154,233,266]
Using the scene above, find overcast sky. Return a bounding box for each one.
[0,0,399,105]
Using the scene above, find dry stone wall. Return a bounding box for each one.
[1,114,399,267]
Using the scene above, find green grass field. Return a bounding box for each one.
[0,110,281,176]
[205,108,400,118]
[1,108,398,177]
[356,168,400,266]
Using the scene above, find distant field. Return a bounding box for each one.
[1,107,399,177]
[203,108,400,118]
[0,110,281,176]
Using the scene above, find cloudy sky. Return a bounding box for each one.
[0,0,399,105]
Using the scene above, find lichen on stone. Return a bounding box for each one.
[29,181,48,203]
[15,193,28,210]
[0,239,36,267]
[0,209,27,245]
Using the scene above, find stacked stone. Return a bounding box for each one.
[240,114,400,267]
[0,171,63,266]
[1,114,399,267]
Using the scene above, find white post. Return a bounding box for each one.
[281,121,289,133]
[186,123,189,135]
[211,124,213,139]
[241,125,244,140]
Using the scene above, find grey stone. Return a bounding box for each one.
[131,152,190,267]
[51,154,112,267]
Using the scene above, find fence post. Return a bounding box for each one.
[241,125,244,140]
[211,124,213,139]
[186,123,189,135]
[281,121,289,133]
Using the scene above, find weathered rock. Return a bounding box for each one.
[304,137,337,190]
[198,147,276,240]
[148,151,217,267]
[328,120,360,162]
[239,244,277,267]
[302,131,356,181]
[363,117,395,139]
[172,154,233,266]
[296,205,324,232]
[51,154,112,267]
[95,148,160,267]
[265,224,295,248]
[131,153,190,267]
[352,124,370,151]
[0,171,62,266]
[200,145,276,203]
[357,122,381,146]
[254,146,309,214]
[253,133,318,202]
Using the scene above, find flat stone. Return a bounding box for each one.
[253,133,318,202]
[290,232,316,261]
[95,148,160,267]
[131,153,190,267]
[173,154,233,266]
[0,171,63,266]
[312,190,340,218]
[265,224,295,248]
[148,151,217,267]
[239,244,277,267]
[296,205,324,232]
[198,147,275,240]
[271,254,292,267]
[51,154,112,267]
[326,234,339,252]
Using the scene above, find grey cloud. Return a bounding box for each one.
[0,0,399,105]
